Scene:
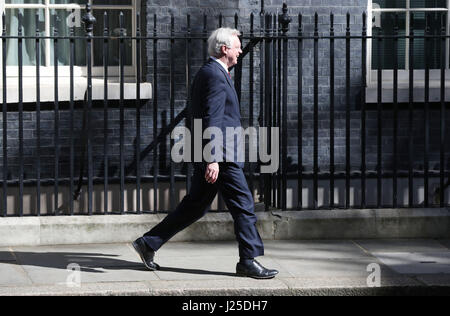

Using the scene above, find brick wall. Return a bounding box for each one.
[1,0,450,193]
[145,0,450,174]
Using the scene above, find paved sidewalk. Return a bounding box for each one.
[0,239,449,296]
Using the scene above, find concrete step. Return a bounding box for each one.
[0,208,449,247]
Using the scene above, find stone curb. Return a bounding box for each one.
[0,208,449,247]
[0,280,448,296]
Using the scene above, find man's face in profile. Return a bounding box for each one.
[224,35,242,68]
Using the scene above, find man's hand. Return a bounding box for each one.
[205,162,219,184]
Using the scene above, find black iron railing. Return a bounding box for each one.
[0,3,449,217]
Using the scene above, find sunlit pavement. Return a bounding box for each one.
[0,239,449,296]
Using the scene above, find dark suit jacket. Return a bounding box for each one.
[191,58,244,168]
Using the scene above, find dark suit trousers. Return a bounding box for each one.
[142,163,264,259]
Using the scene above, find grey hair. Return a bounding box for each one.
[207,27,241,58]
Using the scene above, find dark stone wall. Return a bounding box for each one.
[1,0,450,195]
[144,0,450,175]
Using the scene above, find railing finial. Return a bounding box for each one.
[279,3,291,34]
[82,3,96,37]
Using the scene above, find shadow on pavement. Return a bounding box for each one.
[158,266,236,277]
[0,251,236,277]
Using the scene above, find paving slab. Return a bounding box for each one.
[19,264,160,285]
[263,240,371,260]
[0,248,16,262]
[0,240,449,296]
[152,256,237,281]
[12,243,142,269]
[153,256,290,281]
[0,263,32,287]
[354,239,449,253]
[10,243,159,285]
[373,252,450,274]
[154,241,239,258]
[271,256,398,279]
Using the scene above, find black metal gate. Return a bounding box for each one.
[0,3,449,216]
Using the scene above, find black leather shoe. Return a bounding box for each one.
[236,259,279,279]
[132,237,160,271]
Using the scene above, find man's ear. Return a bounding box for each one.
[220,45,227,55]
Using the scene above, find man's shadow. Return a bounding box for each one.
[0,251,236,277]
[157,266,236,277]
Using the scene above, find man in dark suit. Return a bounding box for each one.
[132,28,278,279]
